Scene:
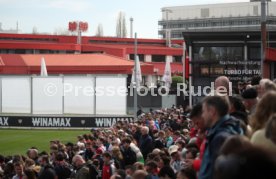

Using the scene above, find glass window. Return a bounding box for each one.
[173,56,182,63]
[152,55,166,62]
[194,46,243,61]
[249,47,261,60]
[129,54,145,62]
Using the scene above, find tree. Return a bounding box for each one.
[53,27,70,35]
[32,26,38,34]
[116,11,127,38]
[95,23,103,36]
[171,75,184,89]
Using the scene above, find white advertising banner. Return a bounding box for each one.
[63,77,95,114]
[96,76,127,115]
[2,77,31,113]
[32,77,63,114]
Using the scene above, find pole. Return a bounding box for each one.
[261,0,267,78]
[165,10,169,46]
[134,33,138,118]
[189,45,192,107]
[130,17,133,38]
[182,41,186,101]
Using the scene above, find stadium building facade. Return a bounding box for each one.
[159,0,276,39]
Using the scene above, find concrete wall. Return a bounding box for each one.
[162,95,176,109]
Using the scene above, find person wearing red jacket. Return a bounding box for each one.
[185,103,206,172]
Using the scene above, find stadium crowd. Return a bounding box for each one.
[0,76,276,179]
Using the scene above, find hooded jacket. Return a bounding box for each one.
[199,114,243,179]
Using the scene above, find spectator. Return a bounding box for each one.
[65,142,75,163]
[111,169,126,179]
[23,168,37,179]
[158,166,176,179]
[112,146,124,169]
[154,131,166,149]
[12,162,24,179]
[0,155,4,173]
[132,162,143,171]
[250,92,276,150]
[129,137,144,164]
[93,147,104,170]
[250,91,276,133]
[131,124,141,146]
[173,131,183,144]
[258,79,276,99]
[24,158,35,170]
[37,155,50,177]
[139,126,153,160]
[241,87,258,115]
[237,81,246,94]
[229,95,250,136]
[199,95,243,179]
[158,155,170,169]
[251,76,261,86]
[96,137,106,153]
[102,152,116,179]
[214,135,276,179]
[71,155,90,179]
[125,165,136,179]
[137,106,144,117]
[27,149,39,165]
[144,161,159,179]
[265,114,276,144]
[83,141,94,161]
[184,103,206,173]
[38,165,57,179]
[3,162,14,179]
[214,76,231,95]
[168,145,182,173]
[53,152,72,179]
[177,168,197,179]
[120,138,137,168]
[164,128,174,147]
[185,147,198,160]
[132,170,148,179]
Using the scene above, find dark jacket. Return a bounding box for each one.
[139,134,153,160]
[120,146,137,167]
[154,138,166,149]
[75,164,90,179]
[84,149,94,161]
[133,130,141,145]
[198,115,243,179]
[54,162,72,179]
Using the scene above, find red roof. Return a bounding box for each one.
[0,54,154,75]
[0,33,184,58]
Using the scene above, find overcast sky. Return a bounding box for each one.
[0,0,252,38]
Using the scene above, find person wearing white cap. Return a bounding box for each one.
[169,145,183,173]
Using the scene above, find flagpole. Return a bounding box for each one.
[182,40,186,101]
[189,45,192,107]
[134,33,138,118]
